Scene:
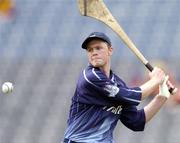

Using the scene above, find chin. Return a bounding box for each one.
[91,61,104,67]
[92,64,101,67]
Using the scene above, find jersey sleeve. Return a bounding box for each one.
[119,106,146,131]
[76,67,142,106]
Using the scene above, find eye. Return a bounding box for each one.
[87,48,92,52]
[95,46,102,50]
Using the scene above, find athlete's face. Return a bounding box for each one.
[86,39,113,68]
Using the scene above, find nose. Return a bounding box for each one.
[91,48,98,56]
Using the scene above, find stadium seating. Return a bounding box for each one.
[0,0,179,143]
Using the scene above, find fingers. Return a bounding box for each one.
[149,67,166,85]
[158,75,170,98]
[167,82,178,95]
[163,75,169,84]
[162,74,177,95]
[149,67,177,95]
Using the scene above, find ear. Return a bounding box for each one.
[108,47,113,56]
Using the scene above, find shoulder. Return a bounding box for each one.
[82,65,106,82]
[76,65,109,89]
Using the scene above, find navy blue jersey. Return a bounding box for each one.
[64,65,145,143]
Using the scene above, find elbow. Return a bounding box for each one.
[128,125,145,132]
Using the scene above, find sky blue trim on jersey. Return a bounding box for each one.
[111,74,115,82]
[92,68,102,80]
[125,88,142,93]
[123,97,141,103]
[119,87,142,103]
[66,115,118,143]
[121,88,142,103]
[83,69,96,86]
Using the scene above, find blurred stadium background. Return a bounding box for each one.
[0,0,180,143]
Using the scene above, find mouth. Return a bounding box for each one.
[92,56,101,60]
[91,58,103,64]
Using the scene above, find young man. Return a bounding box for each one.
[63,32,170,143]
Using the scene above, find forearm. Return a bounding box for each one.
[140,79,159,100]
[144,95,167,123]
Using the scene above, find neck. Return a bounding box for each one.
[99,62,111,78]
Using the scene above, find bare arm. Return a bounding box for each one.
[144,96,167,122]
[140,79,159,100]
[144,76,170,122]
